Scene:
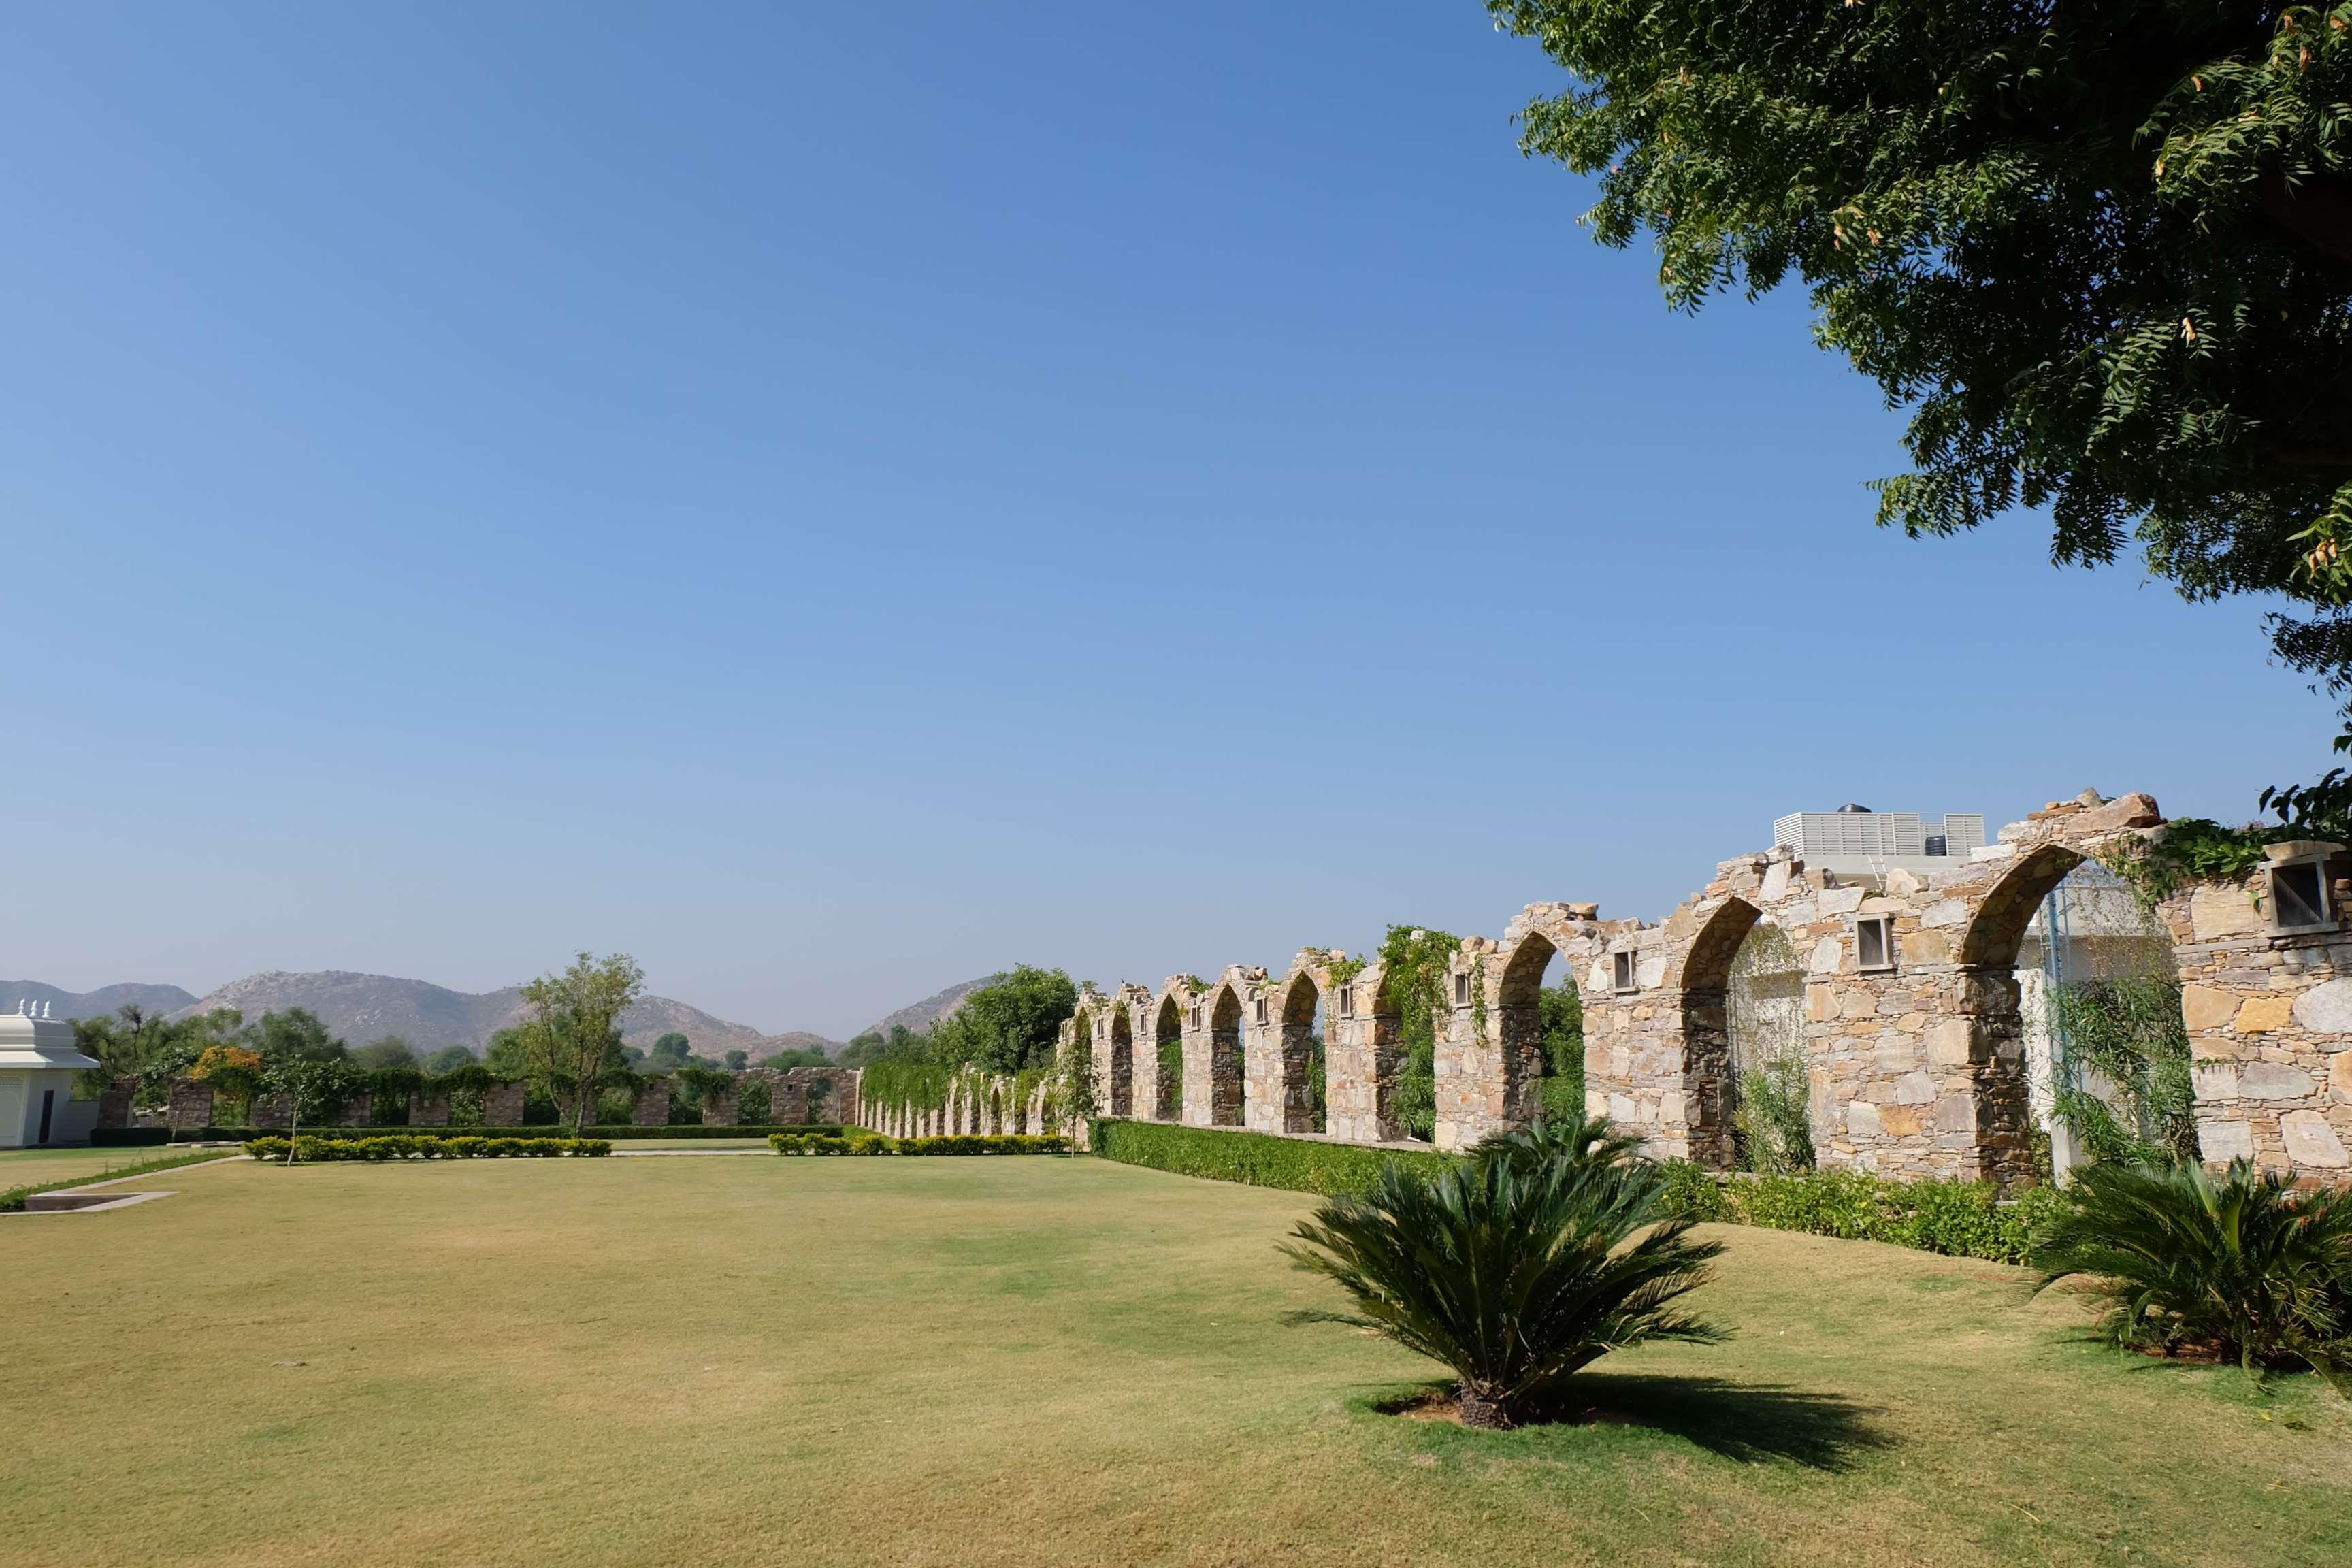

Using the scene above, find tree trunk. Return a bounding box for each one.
[1455,1386,1511,1430]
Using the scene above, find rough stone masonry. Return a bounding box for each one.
[1047,789,2352,1186]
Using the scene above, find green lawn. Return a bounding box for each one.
[0,1145,196,1188]
[0,1156,2344,1567]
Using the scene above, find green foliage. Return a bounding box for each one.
[1537,979,1584,1122]
[1091,1118,1454,1198]
[768,1133,896,1155]
[518,951,647,1137]
[2050,973,2201,1167]
[1488,1,2352,777]
[244,1135,610,1160]
[1733,1047,1816,1176]
[422,1045,478,1076]
[926,965,1078,1076]
[1470,1110,1647,1174]
[893,1134,1068,1156]
[1282,1130,1725,1426]
[352,1036,419,1071]
[2102,817,2294,904]
[860,1060,951,1118]
[1051,1025,1098,1149]
[642,1032,693,1073]
[1652,1164,2065,1267]
[1378,925,1460,1141]
[2033,1159,2352,1389]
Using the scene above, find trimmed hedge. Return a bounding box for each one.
[244,1136,612,1161]
[1089,1119,1454,1197]
[135,1123,840,1145]
[1090,1119,2061,1266]
[1656,1164,2066,1266]
[894,1134,1067,1156]
[770,1133,894,1156]
[766,1132,1070,1156]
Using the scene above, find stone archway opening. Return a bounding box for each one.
[1725,918,1810,1172]
[2012,857,2189,1177]
[1280,974,1325,1134]
[1108,1009,1134,1117]
[1675,899,1759,1169]
[1956,841,2105,1187]
[1154,996,1182,1122]
[1210,985,1246,1127]
[1497,934,1584,1129]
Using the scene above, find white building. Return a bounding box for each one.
[1772,804,1987,877]
[0,1006,103,1148]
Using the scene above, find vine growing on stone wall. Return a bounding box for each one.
[1328,953,1367,988]
[1378,925,1461,1143]
[1469,955,1489,1050]
[2098,817,2292,906]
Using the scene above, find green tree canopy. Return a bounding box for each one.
[353,1036,419,1071]
[423,1044,478,1076]
[1488,1,2352,791]
[928,965,1077,1077]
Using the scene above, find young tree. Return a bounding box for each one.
[1053,1028,1100,1156]
[1487,2,2352,800]
[261,1055,356,1162]
[519,953,647,1137]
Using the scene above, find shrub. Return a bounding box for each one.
[1090,1119,1454,1197]
[894,1134,1067,1155]
[769,1133,892,1156]
[243,1135,610,1161]
[2032,1159,2352,1388]
[1284,1141,1725,1427]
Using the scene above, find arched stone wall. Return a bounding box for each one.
[1325,962,1398,1143]
[1057,787,2352,1183]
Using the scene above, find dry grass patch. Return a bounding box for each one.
[0,1156,2345,1567]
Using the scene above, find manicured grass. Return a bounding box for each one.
[1,1157,2345,1567]
[0,1145,219,1187]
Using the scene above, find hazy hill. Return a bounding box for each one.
[2,979,199,1019]
[858,974,1000,1040]
[11,968,1004,1062]
[162,970,817,1058]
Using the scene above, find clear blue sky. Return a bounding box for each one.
[4,2,2334,1037]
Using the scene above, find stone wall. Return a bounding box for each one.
[482,1081,528,1126]
[1051,785,2352,1186]
[165,1077,214,1130]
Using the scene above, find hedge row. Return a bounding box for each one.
[768,1132,1069,1156]
[109,1124,842,1146]
[244,1136,612,1161]
[1657,1164,2065,1266]
[1091,1120,2059,1267]
[1088,1119,1454,1197]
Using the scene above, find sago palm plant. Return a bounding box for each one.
[2031,1158,2352,1391]
[1284,1126,1725,1428]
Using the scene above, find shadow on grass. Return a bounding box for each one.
[1367,1374,1892,1471]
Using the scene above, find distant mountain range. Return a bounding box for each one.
[855,974,1000,1041]
[2,969,998,1061]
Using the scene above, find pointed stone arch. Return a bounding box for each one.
[1152,985,1188,1123]
[1207,975,1251,1128]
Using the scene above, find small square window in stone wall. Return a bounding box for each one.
[1613,951,1637,993]
[1454,973,1470,1006]
[1856,917,1895,971]
[1339,985,1354,1018]
[2270,862,2331,931]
